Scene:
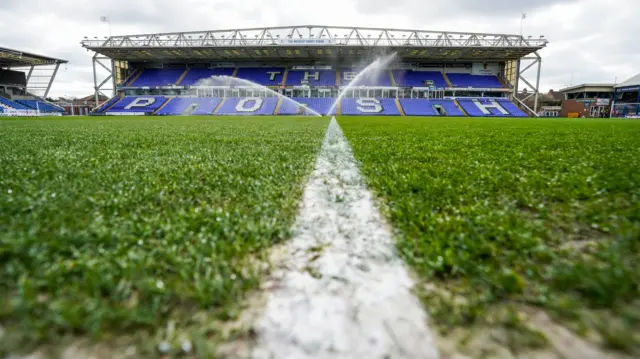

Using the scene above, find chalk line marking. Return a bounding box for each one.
[252,117,439,359]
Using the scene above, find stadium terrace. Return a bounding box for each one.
[80,25,547,117]
[0,47,67,116]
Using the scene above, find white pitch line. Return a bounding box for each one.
[252,117,439,359]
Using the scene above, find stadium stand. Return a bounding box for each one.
[399,99,438,116]
[341,70,392,86]
[130,68,185,87]
[447,73,504,89]
[341,98,400,115]
[16,100,64,113]
[457,98,513,117]
[156,97,223,115]
[82,26,549,118]
[393,70,448,88]
[396,99,465,116]
[277,97,335,115]
[215,97,279,115]
[179,68,235,86]
[94,96,121,113]
[0,96,32,110]
[105,96,168,114]
[497,98,528,117]
[285,70,337,87]
[97,94,528,117]
[234,68,286,86]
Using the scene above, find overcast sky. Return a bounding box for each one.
[0,0,638,98]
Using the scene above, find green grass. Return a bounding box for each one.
[0,116,328,355]
[3,114,639,356]
[339,116,640,354]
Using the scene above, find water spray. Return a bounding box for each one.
[327,53,398,115]
[195,75,323,117]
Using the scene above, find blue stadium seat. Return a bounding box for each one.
[16,100,64,113]
[392,70,447,88]
[447,73,504,88]
[0,96,32,110]
[215,97,278,115]
[179,68,235,86]
[398,99,439,116]
[106,96,168,114]
[156,97,223,115]
[95,97,121,113]
[285,70,337,87]
[497,99,528,117]
[429,99,465,116]
[130,68,186,87]
[235,68,286,86]
[340,70,392,86]
[340,98,400,115]
[278,97,335,115]
[457,98,515,117]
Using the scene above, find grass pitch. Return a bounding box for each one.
[340,117,640,354]
[0,116,328,355]
[2,115,639,357]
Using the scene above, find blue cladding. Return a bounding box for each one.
[156,97,223,115]
[216,97,279,115]
[341,98,400,115]
[277,98,335,115]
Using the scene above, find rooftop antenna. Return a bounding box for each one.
[520,13,527,36]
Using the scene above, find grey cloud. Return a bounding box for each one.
[353,0,579,18]
[0,0,637,97]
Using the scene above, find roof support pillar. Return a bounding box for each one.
[44,63,60,98]
[92,53,114,107]
[26,66,35,83]
[517,51,543,117]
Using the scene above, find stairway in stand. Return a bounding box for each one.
[213,98,226,114]
[176,69,190,85]
[454,98,468,116]
[152,98,173,115]
[126,70,143,86]
[394,99,405,116]
[442,72,453,88]
[274,97,284,115]
[389,70,397,87]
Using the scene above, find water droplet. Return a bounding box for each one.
[158,341,171,353]
[181,340,193,353]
